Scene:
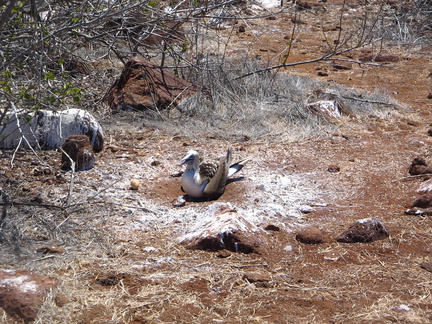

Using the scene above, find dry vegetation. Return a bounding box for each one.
[1,0,432,323]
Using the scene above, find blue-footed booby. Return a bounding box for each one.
[180,148,248,199]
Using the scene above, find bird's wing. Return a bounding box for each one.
[199,160,219,181]
[203,149,232,199]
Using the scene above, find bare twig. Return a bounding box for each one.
[234,38,383,80]
[393,174,432,182]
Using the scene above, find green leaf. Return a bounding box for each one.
[44,72,55,81]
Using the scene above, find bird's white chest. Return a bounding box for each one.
[182,168,207,198]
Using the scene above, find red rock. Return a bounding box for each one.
[104,57,198,111]
[409,157,432,175]
[178,202,267,254]
[296,226,325,244]
[0,270,58,323]
[336,218,389,243]
[61,135,95,171]
[411,193,432,208]
[420,262,432,272]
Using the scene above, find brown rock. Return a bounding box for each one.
[243,272,273,288]
[217,249,232,258]
[54,294,69,307]
[264,224,280,231]
[409,157,432,175]
[322,25,339,32]
[327,165,340,172]
[36,245,65,254]
[0,270,58,323]
[420,262,432,272]
[296,226,325,244]
[411,193,432,208]
[336,218,389,243]
[104,57,198,111]
[61,135,95,171]
[359,54,400,63]
[178,203,268,254]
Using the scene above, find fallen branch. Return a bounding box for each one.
[393,174,432,182]
[234,38,384,80]
[59,147,76,208]
[0,189,9,241]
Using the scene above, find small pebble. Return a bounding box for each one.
[130,179,140,190]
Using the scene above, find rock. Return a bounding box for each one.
[296,226,325,244]
[411,193,432,208]
[243,272,273,288]
[299,205,314,213]
[178,202,267,254]
[36,245,65,254]
[96,275,120,286]
[327,165,340,172]
[54,294,69,307]
[257,184,269,192]
[409,157,432,175]
[416,178,432,194]
[172,197,186,207]
[61,135,95,171]
[420,262,432,272]
[104,57,198,111]
[336,218,389,243]
[217,249,232,258]
[392,304,411,313]
[264,224,280,231]
[130,179,141,190]
[306,89,346,122]
[0,270,58,323]
[0,109,104,152]
[307,100,342,121]
[359,54,400,63]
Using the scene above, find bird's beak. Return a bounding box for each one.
[180,155,191,166]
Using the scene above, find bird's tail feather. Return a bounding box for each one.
[228,158,249,178]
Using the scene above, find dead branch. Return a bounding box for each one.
[393,174,432,182]
[234,38,384,80]
[59,147,76,208]
[0,189,9,241]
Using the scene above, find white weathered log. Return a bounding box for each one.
[0,109,104,152]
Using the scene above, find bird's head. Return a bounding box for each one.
[180,150,200,167]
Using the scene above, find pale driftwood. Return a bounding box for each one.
[0,108,104,152]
